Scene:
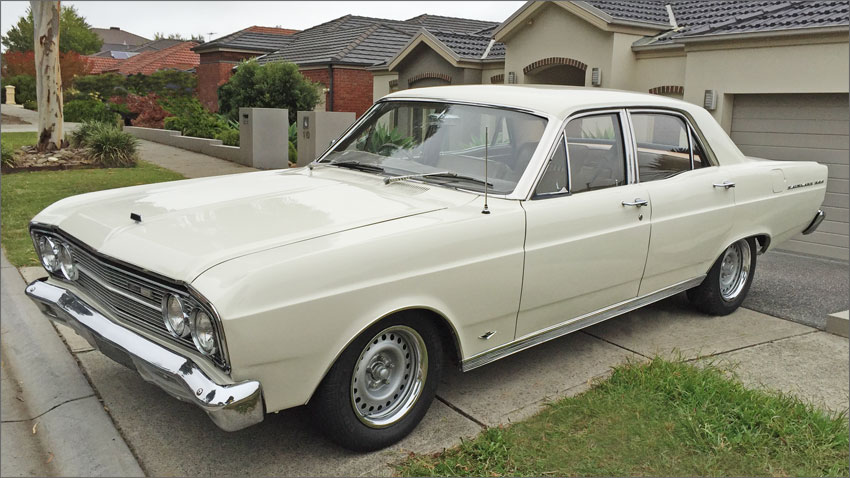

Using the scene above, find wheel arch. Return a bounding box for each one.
[305,305,463,404]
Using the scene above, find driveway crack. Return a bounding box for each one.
[581,330,650,359]
[0,393,95,423]
[435,395,487,429]
[684,329,819,362]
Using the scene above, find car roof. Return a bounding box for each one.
[382,84,694,120]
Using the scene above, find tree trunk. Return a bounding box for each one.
[31,0,63,152]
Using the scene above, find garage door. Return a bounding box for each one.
[731,93,849,261]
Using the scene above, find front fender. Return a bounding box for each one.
[192,198,526,412]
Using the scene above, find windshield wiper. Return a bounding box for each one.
[329,160,385,174]
[384,171,492,187]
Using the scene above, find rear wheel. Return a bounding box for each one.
[309,313,442,451]
[687,238,757,315]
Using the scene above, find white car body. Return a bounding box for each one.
[27,86,827,432]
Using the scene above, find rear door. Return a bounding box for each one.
[629,110,737,295]
[517,111,651,338]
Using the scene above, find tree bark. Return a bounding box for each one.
[31,0,63,152]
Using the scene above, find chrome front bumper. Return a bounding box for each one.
[25,279,264,432]
[802,209,825,235]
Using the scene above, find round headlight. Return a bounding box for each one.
[37,236,60,272]
[190,309,217,355]
[163,294,189,338]
[57,243,78,280]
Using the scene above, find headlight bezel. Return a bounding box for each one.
[162,293,191,338]
[57,242,78,281]
[190,308,218,356]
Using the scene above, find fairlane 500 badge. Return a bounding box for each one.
[787,179,824,190]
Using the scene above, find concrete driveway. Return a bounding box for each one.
[18,260,843,477]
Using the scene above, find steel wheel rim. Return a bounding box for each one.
[350,326,427,428]
[719,239,751,300]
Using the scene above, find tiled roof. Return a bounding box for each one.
[583,0,849,47]
[95,41,200,75]
[130,38,184,52]
[256,13,504,67]
[430,30,505,60]
[85,56,123,74]
[585,1,671,25]
[195,26,298,53]
[92,27,150,50]
[405,14,499,34]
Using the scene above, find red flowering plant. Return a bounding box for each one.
[109,93,171,129]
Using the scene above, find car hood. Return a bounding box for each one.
[33,167,476,282]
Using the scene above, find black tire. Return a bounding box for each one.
[308,312,443,451]
[687,237,757,316]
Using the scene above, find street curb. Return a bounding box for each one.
[826,310,849,338]
[1,254,144,477]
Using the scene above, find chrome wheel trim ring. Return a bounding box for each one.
[350,325,428,428]
[719,239,751,301]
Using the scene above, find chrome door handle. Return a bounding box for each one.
[622,198,649,207]
[713,181,735,189]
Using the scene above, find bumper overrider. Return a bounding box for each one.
[25,279,264,432]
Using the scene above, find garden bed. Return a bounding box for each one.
[2,145,98,174]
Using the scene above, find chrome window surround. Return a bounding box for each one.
[29,222,231,372]
[528,106,719,198]
[529,108,635,200]
[314,97,562,201]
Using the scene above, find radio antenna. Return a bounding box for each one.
[482,126,490,214]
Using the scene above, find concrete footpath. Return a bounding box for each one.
[1,255,143,477]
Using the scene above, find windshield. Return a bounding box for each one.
[320,101,548,194]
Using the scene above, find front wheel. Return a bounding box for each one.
[309,313,442,451]
[687,238,757,315]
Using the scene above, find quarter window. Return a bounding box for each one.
[565,113,626,193]
[535,136,567,196]
[631,113,692,182]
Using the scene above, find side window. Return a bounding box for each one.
[534,136,567,196]
[631,113,692,181]
[566,113,626,193]
[691,129,708,169]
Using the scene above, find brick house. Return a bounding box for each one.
[192,26,299,111]
[194,15,500,117]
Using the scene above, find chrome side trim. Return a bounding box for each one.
[25,279,263,432]
[461,275,705,372]
[802,209,825,235]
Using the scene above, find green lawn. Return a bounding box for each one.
[1,132,184,266]
[398,358,849,477]
[2,131,40,151]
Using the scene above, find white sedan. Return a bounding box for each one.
[26,85,827,451]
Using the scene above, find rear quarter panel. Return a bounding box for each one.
[725,158,827,256]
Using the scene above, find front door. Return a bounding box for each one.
[517,111,651,338]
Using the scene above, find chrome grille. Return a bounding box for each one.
[32,228,226,368]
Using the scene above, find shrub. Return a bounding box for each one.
[23,99,37,110]
[64,99,120,124]
[85,126,139,167]
[0,74,36,105]
[125,70,197,98]
[215,127,239,146]
[110,93,171,128]
[1,51,93,87]
[70,120,113,148]
[218,59,321,123]
[1,142,16,168]
[71,73,127,99]
[162,97,231,139]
